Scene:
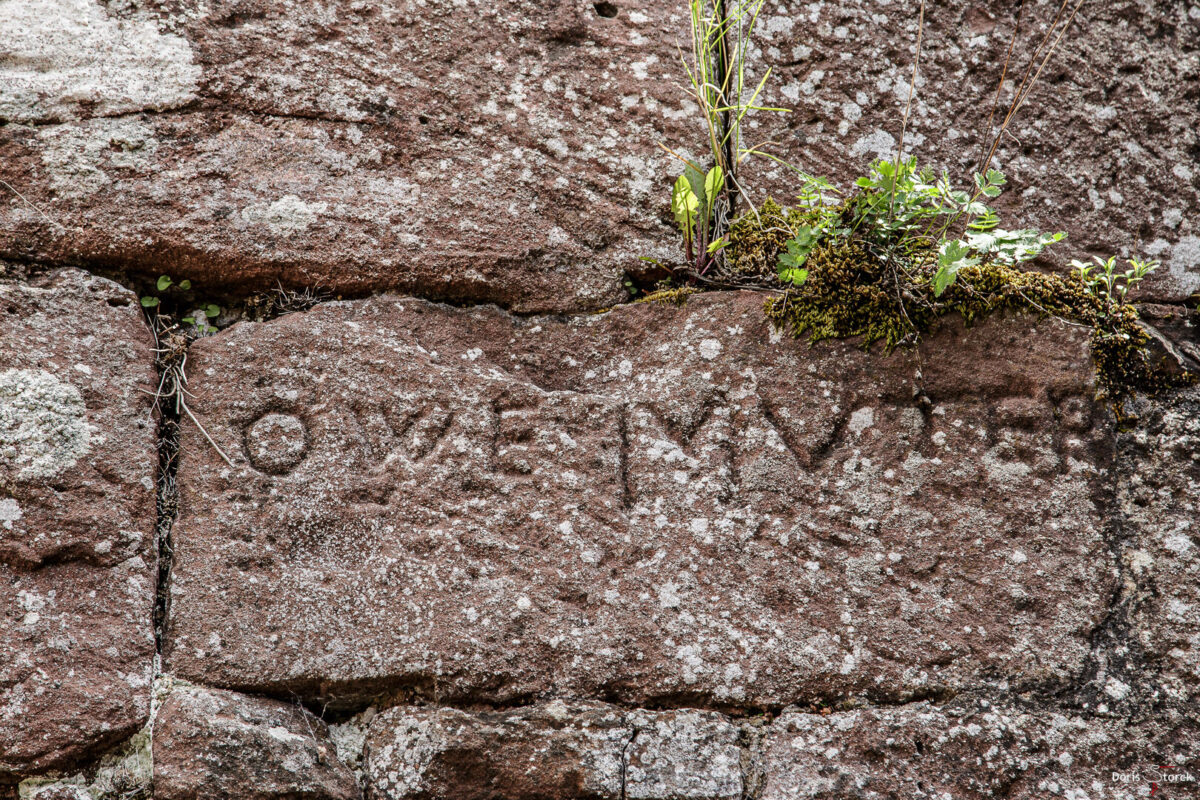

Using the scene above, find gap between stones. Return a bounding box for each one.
[618,728,638,800]
[151,385,181,653]
[7,252,1199,326]
[6,96,407,128]
[149,331,183,657]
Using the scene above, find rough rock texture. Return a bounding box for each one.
[623,709,743,800]
[357,699,1200,799]
[0,0,694,311]
[15,723,152,800]
[1,0,1196,307]
[1118,382,1200,706]
[363,702,742,800]
[5,0,1200,788]
[761,703,1200,800]
[153,683,360,800]
[364,703,630,800]
[0,269,157,778]
[165,292,1114,707]
[0,0,200,125]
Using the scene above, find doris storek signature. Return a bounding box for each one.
[1111,765,1196,796]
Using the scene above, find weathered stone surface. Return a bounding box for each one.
[16,723,152,800]
[1119,382,1200,705]
[761,703,1200,800]
[624,710,743,800]
[166,291,1113,707]
[1,1,1195,307]
[153,682,360,800]
[0,0,691,311]
[0,269,157,778]
[364,703,630,800]
[363,702,742,800]
[0,0,200,125]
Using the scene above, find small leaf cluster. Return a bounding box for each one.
[844,158,1064,294]
[1071,255,1159,320]
[140,274,191,306]
[671,164,728,273]
[772,175,846,286]
[140,274,222,334]
[760,158,1067,301]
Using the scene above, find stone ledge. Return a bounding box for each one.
[165,291,1112,708]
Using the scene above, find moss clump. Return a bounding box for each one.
[726,198,809,278]
[1088,322,1196,417]
[636,285,702,306]
[763,238,933,350]
[750,219,1194,415]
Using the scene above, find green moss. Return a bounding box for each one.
[763,238,929,350]
[747,220,1194,417]
[726,198,810,278]
[636,286,702,306]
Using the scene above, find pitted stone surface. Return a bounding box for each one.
[153,683,360,800]
[760,703,1200,800]
[1119,383,1200,705]
[359,700,1200,799]
[624,710,743,800]
[167,292,1114,707]
[363,703,742,800]
[0,0,697,311]
[0,269,157,778]
[364,703,629,800]
[0,0,201,125]
[0,368,91,481]
[1,1,1196,306]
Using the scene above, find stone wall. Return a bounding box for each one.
[2,0,1199,798]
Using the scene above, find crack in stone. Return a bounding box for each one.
[618,727,639,800]
[3,102,199,128]
[3,101,373,129]
[151,341,185,654]
[618,403,634,511]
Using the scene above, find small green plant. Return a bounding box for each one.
[183,305,222,335]
[140,274,221,334]
[647,0,1190,415]
[662,0,790,276]
[140,274,189,307]
[831,157,1065,298]
[670,164,727,269]
[1071,255,1158,319]
[776,229,816,286]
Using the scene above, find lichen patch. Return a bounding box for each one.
[0,368,92,482]
[0,0,201,124]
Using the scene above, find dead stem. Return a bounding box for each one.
[889,0,926,224]
[978,0,1085,180]
[148,316,236,469]
[976,3,1025,175]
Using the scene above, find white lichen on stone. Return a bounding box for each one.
[17,727,152,799]
[240,194,329,237]
[849,129,896,160]
[1167,235,1200,295]
[848,406,875,437]
[698,338,723,360]
[0,368,91,482]
[0,497,21,530]
[329,707,376,784]
[37,117,158,199]
[0,0,201,124]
